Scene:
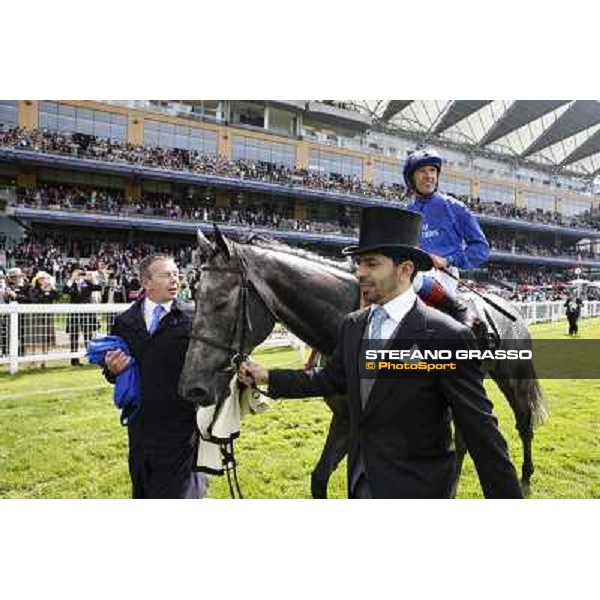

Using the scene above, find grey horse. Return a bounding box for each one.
[179,226,546,498]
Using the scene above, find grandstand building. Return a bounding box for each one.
[1,99,600,290]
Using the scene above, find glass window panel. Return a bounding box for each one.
[95,122,110,138]
[76,108,94,123]
[0,100,17,125]
[57,115,76,133]
[522,192,553,211]
[285,149,294,167]
[111,124,127,141]
[40,112,58,131]
[174,135,189,150]
[77,116,94,135]
[156,133,169,148]
[161,133,176,148]
[112,114,127,128]
[94,110,112,124]
[145,120,160,133]
[58,104,76,117]
[442,175,470,197]
[378,163,402,185]
[40,101,57,114]
[480,183,513,204]
[562,200,591,216]
[144,130,159,146]
[0,106,17,126]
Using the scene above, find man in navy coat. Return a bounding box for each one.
[238,207,522,499]
[104,254,207,499]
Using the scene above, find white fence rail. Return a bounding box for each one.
[512,300,600,324]
[1,300,598,374]
[0,303,305,374]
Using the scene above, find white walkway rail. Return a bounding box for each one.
[0,303,305,374]
[1,300,598,374]
[511,300,600,324]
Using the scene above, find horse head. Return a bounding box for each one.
[179,226,276,406]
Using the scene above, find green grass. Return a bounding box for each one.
[1,317,599,499]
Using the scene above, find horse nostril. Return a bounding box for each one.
[186,387,211,405]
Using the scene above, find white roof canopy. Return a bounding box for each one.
[349,100,600,181]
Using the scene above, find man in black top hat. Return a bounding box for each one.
[238,207,522,499]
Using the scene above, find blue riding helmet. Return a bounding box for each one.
[402,149,443,190]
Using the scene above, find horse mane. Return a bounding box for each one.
[238,233,355,275]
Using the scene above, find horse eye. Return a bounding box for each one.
[214,298,229,309]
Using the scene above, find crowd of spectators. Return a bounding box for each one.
[479,265,600,302]
[0,127,405,200]
[10,182,600,261]
[487,232,599,260]
[1,237,197,305]
[461,195,599,231]
[10,183,360,236]
[1,235,596,345]
[487,265,574,288]
[3,126,599,230]
[3,232,594,298]
[0,240,197,363]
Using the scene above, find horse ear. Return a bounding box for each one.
[196,229,213,254]
[213,224,232,260]
[196,229,214,258]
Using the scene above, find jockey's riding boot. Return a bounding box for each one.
[417,278,470,323]
[417,279,490,346]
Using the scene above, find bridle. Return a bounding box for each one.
[191,252,280,371]
[188,254,277,499]
[190,258,257,372]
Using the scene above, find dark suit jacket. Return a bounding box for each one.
[64,280,103,333]
[102,285,127,303]
[105,298,198,498]
[64,279,102,304]
[564,298,582,316]
[269,297,523,499]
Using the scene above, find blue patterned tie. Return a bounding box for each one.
[369,305,388,340]
[360,305,388,410]
[148,304,165,335]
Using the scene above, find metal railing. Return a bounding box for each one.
[1,300,598,374]
[0,303,305,374]
[512,300,600,324]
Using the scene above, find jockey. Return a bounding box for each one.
[403,149,490,330]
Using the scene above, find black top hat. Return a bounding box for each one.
[342,207,433,271]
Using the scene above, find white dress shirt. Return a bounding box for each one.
[368,287,417,340]
[143,298,173,332]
